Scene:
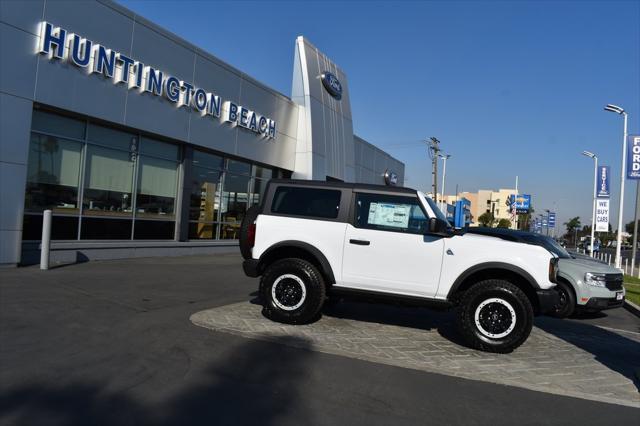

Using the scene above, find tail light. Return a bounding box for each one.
[247,223,256,248]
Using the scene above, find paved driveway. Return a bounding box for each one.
[192,299,640,407]
[1,254,639,425]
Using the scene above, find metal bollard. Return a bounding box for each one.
[624,258,628,275]
[608,253,611,265]
[40,209,52,270]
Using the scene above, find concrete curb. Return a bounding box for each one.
[623,299,640,318]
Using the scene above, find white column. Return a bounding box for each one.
[40,210,52,270]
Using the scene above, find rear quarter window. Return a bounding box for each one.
[271,186,341,219]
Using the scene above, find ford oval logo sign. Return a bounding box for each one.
[384,169,398,186]
[321,72,342,100]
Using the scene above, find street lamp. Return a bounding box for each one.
[604,103,628,269]
[438,153,451,213]
[582,150,598,257]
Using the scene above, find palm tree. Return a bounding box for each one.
[564,216,581,246]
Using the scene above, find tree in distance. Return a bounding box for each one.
[496,218,512,228]
[478,212,495,227]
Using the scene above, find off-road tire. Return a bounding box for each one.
[456,279,533,353]
[239,206,260,260]
[549,280,576,318]
[260,258,326,324]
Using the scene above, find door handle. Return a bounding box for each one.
[349,239,370,246]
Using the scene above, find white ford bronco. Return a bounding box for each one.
[240,180,560,353]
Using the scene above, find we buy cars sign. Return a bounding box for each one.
[595,199,610,232]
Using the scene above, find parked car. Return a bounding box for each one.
[239,179,560,353]
[466,227,624,317]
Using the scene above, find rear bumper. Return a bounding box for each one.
[242,259,260,277]
[536,289,560,315]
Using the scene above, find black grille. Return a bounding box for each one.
[604,274,623,291]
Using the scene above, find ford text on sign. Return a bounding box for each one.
[626,136,640,179]
[595,199,609,232]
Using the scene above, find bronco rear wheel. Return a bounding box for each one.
[260,258,326,324]
[457,279,533,353]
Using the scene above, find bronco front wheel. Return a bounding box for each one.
[457,279,533,353]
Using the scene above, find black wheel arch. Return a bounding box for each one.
[448,262,542,313]
[257,241,336,285]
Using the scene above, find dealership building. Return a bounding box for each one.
[0,0,404,266]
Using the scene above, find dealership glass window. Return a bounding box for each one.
[82,144,134,217]
[24,133,82,214]
[220,159,251,239]
[87,123,135,151]
[135,156,178,218]
[188,151,223,239]
[250,166,273,205]
[24,109,277,242]
[31,109,85,140]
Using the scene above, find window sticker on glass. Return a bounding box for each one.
[367,203,411,228]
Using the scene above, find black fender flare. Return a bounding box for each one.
[258,240,336,284]
[447,262,540,299]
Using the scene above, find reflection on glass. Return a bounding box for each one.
[251,178,269,205]
[81,217,132,239]
[87,123,135,151]
[221,173,249,229]
[134,220,175,239]
[189,222,218,239]
[193,150,223,170]
[189,167,221,222]
[135,156,177,219]
[82,145,134,216]
[22,214,79,240]
[31,110,85,140]
[24,134,82,213]
[140,137,179,160]
[227,159,251,175]
[253,166,273,180]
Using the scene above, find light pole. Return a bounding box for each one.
[438,153,451,213]
[545,209,551,236]
[582,151,598,257]
[604,104,628,269]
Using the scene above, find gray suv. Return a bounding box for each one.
[467,228,625,318]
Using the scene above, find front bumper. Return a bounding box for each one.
[536,289,560,315]
[582,296,625,311]
[242,259,260,277]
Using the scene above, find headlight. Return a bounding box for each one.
[584,272,607,287]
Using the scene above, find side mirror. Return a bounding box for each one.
[428,217,450,235]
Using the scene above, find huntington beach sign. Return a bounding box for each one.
[36,21,277,139]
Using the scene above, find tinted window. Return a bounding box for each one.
[354,193,428,234]
[271,187,341,219]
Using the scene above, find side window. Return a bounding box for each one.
[354,193,428,234]
[271,186,341,219]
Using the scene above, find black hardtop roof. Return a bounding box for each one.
[267,179,418,195]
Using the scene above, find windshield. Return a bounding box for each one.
[420,192,450,224]
[524,234,571,259]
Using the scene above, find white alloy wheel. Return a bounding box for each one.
[271,274,307,311]
[474,297,517,339]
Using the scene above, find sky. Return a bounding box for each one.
[118,0,640,231]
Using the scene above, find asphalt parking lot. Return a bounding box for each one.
[1,254,639,425]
